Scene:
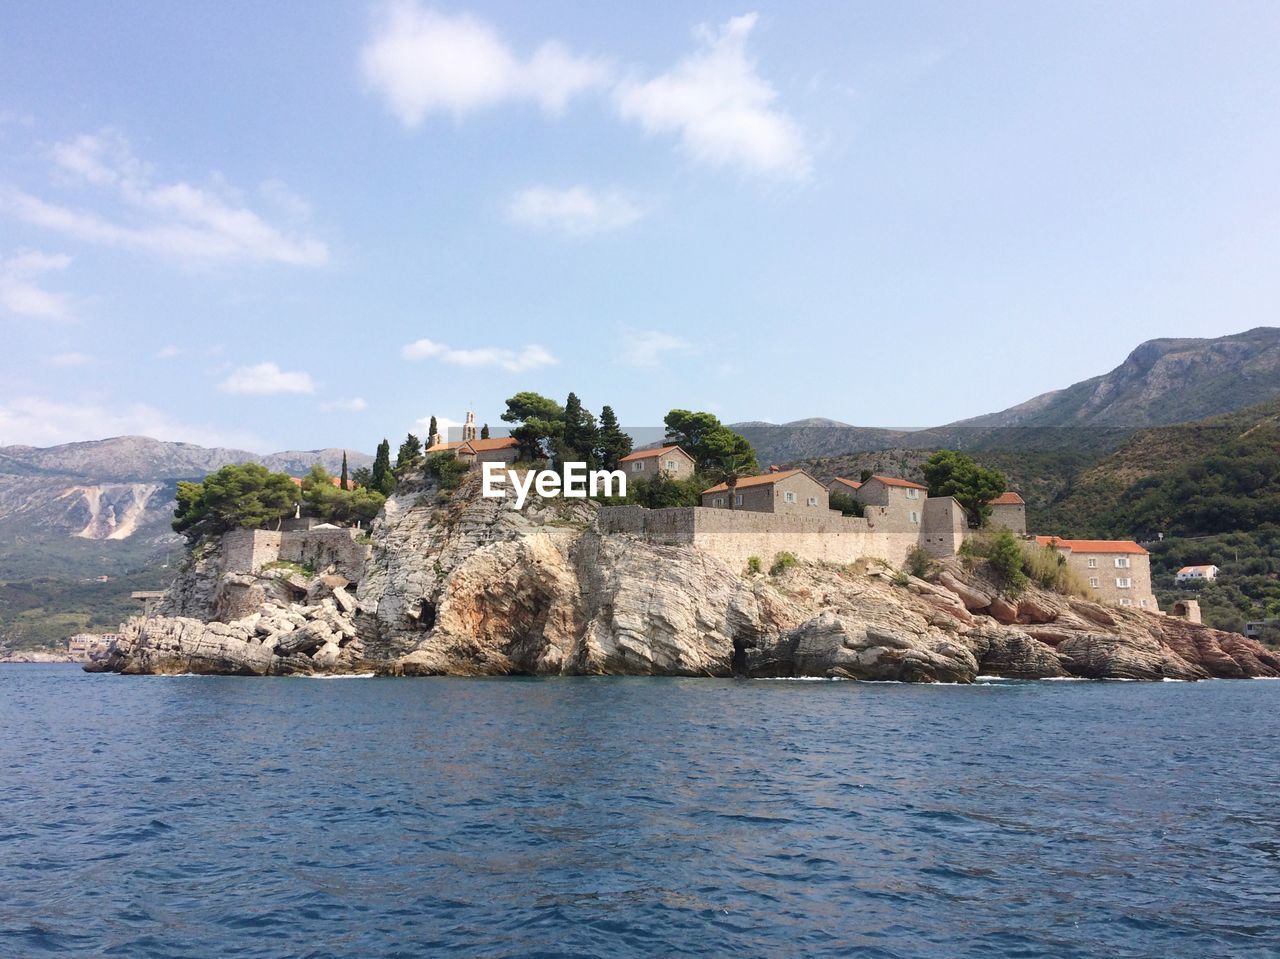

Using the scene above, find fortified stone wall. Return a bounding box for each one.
[219,527,368,581]
[920,497,968,558]
[220,530,283,576]
[597,506,922,571]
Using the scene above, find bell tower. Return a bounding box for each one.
[462,410,477,442]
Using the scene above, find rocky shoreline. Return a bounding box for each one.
[89,474,1280,683]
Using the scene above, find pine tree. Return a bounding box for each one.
[480,423,490,440]
[340,452,349,490]
[395,433,422,474]
[596,405,632,469]
[371,438,393,494]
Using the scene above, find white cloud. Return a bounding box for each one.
[2,131,329,267]
[218,361,317,395]
[320,397,368,413]
[47,351,92,368]
[0,395,265,450]
[508,186,644,236]
[0,250,74,320]
[413,414,463,441]
[156,345,183,359]
[618,328,695,368]
[615,13,809,178]
[401,337,557,372]
[361,2,610,125]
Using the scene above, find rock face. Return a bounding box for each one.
[96,473,1280,682]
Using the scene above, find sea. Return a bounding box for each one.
[1,665,1277,958]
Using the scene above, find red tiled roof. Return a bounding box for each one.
[868,474,927,490]
[1035,536,1148,556]
[425,440,465,453]
[459,437,518,453]
[619,445,686,462]
[829,477,862,491]
[988,492,1025,506]
[290,475,357,490]
[703,469,813,495]
[1177,565,1217,574]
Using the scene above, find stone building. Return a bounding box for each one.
[221,527,370,582]
[1035,536,1158,611]
[1176,564,1219,584]
[455,437,519,468]
[702,469,829,515]
[827,477,862,498]
[987,491,1027,535]
[619,445,696,480]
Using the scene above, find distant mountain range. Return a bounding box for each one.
[736,327,1280,463]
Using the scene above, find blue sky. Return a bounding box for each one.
[2,1,1278,452]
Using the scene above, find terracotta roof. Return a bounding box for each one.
[988,492,1025,506]
[425,440,465,453]
[702,469,814,495]
[829,477,862,491]
[459,437,518,453]
[868,474,927,490]
[1177,565,1217,574]
[619,445,686,462]
[290,475,357,490]
[1035,536,1148,556]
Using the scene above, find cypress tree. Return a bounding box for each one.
[428,415,439,446]
[340,452,349,490]
[480,423,490,439]
[371,438,393,494]
[562,392,598,464]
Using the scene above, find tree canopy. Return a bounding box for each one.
[595,405,632,469]
[559,392,600,465]
[501,391,565,461]
[921,450,1008,525]
[300,464,386,525]
[371,438,394,494]
[172,463,298,541]
[663,408,757,473]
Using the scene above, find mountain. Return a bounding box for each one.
[736,328,1280,464]
[0,438,371,651]
[951,327,1280,429]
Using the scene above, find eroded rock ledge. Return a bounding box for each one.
[92,475,1280,682]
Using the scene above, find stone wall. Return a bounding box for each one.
[989,503,1027,536]
[221,529,283,576]
[1061,550,1159,611]
[598,505,922,572]
[220,527,369,582]
[920,497,968,558]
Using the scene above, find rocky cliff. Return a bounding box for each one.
[92,472,1280,682]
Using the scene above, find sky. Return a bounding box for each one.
[1,1,1278,453]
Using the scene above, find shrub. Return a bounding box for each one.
[746,556,763,575]
[891,570,910,587]
[770,551,799,575]
[988,528,1029,595]
[905,545,931,579]
[425,451,469,492]
[1021,542,1089,597]
[829,491,865,517]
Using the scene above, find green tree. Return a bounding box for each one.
[340,452,349,491]
[922,450,1008,526]
[351,465,373,489]
[860,469,874,483]
[560,392,599,464]
[427,415,439,445]
[830,491,865,517]
[480,423,490,440]
[172,463,298,541]
[395,433,423,475]
[502,391,565,461]
[596,405,633,469]
[988,528,1029,594]
[371,438,394,494]
[299,464,385,525]
[663,408,756,472]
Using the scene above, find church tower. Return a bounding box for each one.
[462,410,477,442]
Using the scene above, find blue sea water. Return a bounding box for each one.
[1,667,1278,959]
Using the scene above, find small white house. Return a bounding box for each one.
[1175,564,1219,584]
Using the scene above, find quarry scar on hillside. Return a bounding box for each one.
[482,461,626,508]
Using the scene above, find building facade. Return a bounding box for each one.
[619,445,696,480]
[1176,564,1219,583]
[702,469,829,516]
[987,492,1027,536]
[1035,536,1158,611]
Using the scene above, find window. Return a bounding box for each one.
[1115,557,1130,569]
[784,491,797,504]
[1119,598,1133,607]
[632,460,645,472]
[1116,577,1132,589]
[910,510,919,524]
[1089,577,1099,588]
[712,497,724,507]
[807,496,818,506]
[666,460,677,471]
[1140,599,1149,608]
[735,494,743,506]
[906,488,919,499]
[1087,558,1098,569]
